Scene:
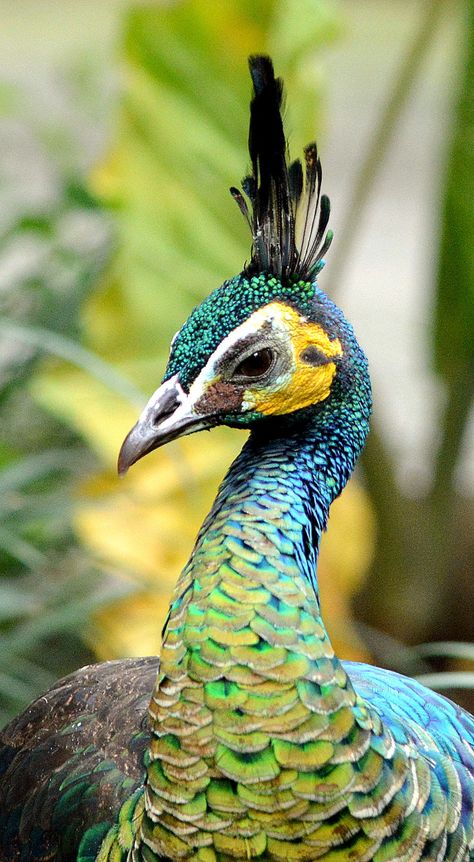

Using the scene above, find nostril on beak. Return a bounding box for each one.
[151,387,181,427]
[118,374,187,476]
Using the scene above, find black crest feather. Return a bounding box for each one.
[231,55,333,282]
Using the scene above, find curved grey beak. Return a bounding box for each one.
[117,374,209,476]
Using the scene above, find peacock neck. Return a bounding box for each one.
[136,382,374,859]
[152,375,370,719]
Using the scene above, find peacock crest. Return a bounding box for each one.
[231,55,333,282]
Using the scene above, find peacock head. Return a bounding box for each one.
[118,56,371,476]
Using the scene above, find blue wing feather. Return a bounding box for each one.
[344,661,474,770]
[345,661,474,846]
[343,662,474,778]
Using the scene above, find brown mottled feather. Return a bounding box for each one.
[0,657,157,861]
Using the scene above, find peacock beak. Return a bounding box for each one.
[117,373,210,476]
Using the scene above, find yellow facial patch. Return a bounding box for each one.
[244,304,342,417]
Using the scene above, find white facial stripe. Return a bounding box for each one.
[187,303,297,405]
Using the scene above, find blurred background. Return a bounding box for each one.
[0,0,473,726]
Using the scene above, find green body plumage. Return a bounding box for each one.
[1,55,474,862]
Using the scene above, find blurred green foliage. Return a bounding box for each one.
[0,74,132,724]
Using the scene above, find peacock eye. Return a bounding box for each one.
[233,347,275,380]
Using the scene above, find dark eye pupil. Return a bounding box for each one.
[234,348,274,379]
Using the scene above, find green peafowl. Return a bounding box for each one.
[1,55,474,862]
